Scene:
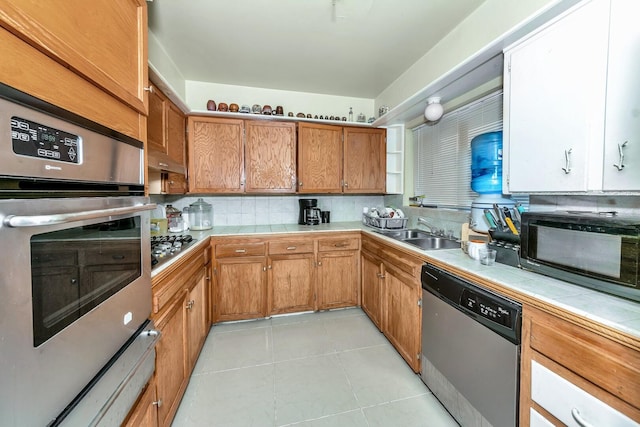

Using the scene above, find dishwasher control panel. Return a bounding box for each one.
[461,289,514,328]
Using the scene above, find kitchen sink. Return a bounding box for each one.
[402,237,460,250]
[375,229,460,250]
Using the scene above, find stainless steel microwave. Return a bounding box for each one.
[520,211,640,303]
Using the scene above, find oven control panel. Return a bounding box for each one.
[11,116,81,164]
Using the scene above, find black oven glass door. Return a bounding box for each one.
[31,218,141,347]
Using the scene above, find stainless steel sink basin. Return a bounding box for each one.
[375,229,460,250]
[402,237,460,250]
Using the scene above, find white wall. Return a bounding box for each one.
[148,31,187,100]
[185,80,374,120]
[375,0,556,110]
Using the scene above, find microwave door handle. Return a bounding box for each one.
[3,203,157,227]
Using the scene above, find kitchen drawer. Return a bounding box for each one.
[529,312,640,407]
[269,240,314,255]
[32,249,77,267]
[215,242,266,258]
[531,360,638,426]
[529,408,555,427]
[318,237,359,252]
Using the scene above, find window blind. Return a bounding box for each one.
[413,91,505,208]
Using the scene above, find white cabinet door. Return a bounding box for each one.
[503,0,609,193]
[602,0,640,190]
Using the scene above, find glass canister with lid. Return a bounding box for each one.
[188,198,213,230]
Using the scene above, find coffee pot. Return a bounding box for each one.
[298,199,321,225]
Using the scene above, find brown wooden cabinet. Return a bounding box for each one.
[343,127,386,193]
[144,243,210,427]
[297,122,344,193]
[147,82,187,180]
[384,261,421,372]
[213,240,267,322]
[188,117,298,194]
[245,121,297,193]
[360,250,384,330]
[520,305,640,426]
[154,289,188,427]
[268,240,316,314]
[0,0,148,140]
[188,117,245,193]
[361,234,422,372]
[298,123,386,194]
[122,377,159,427]
[316,235,360,309]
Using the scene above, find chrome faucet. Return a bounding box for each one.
[417,217,437,234]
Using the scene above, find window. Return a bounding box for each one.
[413,91,504,208]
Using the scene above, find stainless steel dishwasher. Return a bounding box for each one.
[420,263,522,427]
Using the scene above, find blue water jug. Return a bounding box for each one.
[470,131,503,194]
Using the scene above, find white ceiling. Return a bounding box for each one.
[147,0,485,99]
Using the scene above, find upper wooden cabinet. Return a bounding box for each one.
[188,117,299,194]
[0,0,148,115]
[245,121,297,193]
[298,123,386,194]
[0,0,147,140]
[147,83,187,175]
[188,116,245,193]
[343,127,386,193]
[298,122,344,193]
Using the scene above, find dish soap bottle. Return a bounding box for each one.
[348,107,353,122]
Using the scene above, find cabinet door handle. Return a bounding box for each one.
[158,162,169,168]
[186,300,194,310]
[562,148,572,174]
[152,399,162,407]
[317,261,322,267]
[571,408,594,427]
[344,182,349,188]
[144,86,154,93]
[235,249,246,253]
[299,182,303,187]
[286,246,297,250]
[376,273,385,279]
[613,141,628,171]
[263,266,267,272]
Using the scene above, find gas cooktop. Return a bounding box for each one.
[151,234,196,270]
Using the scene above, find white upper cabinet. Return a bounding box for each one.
[602,0,640,190]
[503,0,640,193]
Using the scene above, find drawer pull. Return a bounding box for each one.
[571,408,594,427]
[112,254,125,260]
[286,246,297,250]
[334,243,347,248]
[235,249,246,253]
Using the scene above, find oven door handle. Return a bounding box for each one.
[3,203,157,227]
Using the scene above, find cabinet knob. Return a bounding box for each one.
[298,182,303,187]
[317,261,322,267]
[286,246,297,250]
[144,86,154,93]
[186,300,194,310]
[344,182,349,188]
[152,399,163,407]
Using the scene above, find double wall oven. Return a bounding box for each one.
[0,83,158,426]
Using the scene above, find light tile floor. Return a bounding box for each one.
[172,308,459,427]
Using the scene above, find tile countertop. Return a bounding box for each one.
[152,221,640,344]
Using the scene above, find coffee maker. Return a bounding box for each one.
[298,198,321,225]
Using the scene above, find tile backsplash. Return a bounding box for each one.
[151,194,385,226]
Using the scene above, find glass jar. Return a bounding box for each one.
[166,204,183,233]
[188,198,213,230]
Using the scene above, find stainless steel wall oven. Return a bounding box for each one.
[0,83,158,426]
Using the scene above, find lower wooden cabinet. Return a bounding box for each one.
[520,305,640,426]
[213,240,267,322]
[317,235,360,310]
[126,243,210,427]
[361,234,422,372]
[122,377,159,427]
[155,291,188,427]
[268,247,316,314]
[361,250,384,330]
